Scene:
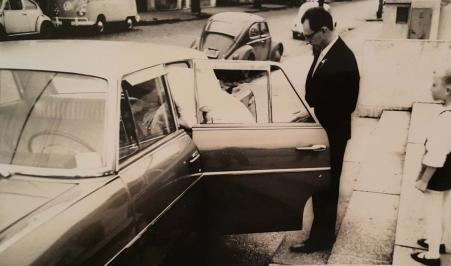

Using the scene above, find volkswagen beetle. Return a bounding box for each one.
[0,0,53,40]
[191,12,284,62]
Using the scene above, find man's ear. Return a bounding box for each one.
[445,84,451,95]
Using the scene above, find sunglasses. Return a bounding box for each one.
[303,29,321,40]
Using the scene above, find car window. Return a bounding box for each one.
[0,70,108,171]
[194,61,269,124]
[121,75,176,150]
[23,0,37,9]
[166,62,198,127]
[0,70,22,105]
[249,23,260,39]
[8,0,22,10]
[260,22,269,37]
[270,66,314,123]
[119,90,139,160]
[206,20,241,37]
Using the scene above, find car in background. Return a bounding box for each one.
[291,0,333,40]
[0,40,329,265]
[0,0,53,40]
[191,12,284,62]
[49,0,140,33]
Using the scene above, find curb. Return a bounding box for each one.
[136,5,289,26]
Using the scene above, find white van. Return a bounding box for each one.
[51,0,140,33]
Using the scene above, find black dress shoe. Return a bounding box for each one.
[411,252,441,266]
[289,241,332,253]
[417,239,446,254]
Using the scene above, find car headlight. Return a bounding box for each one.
[232,54,239,60]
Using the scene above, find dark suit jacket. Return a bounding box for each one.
[305,37,360,141]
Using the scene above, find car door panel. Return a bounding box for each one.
[23,0,40,32]
[120,132,202,231]
[192,60,330,235]
[3,1,29,33]
[118,68,202,240]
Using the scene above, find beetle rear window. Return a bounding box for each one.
[206,21,241,37]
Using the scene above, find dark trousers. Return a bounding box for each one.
[308,134,348,245]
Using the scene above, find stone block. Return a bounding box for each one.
[355,152,404,194]
[328,191,400,264]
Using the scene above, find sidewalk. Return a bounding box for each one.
[137,4,289,26]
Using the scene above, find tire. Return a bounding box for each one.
[125,17,134,31]
[40,21,54,39]
[94,16,106,34]
[0,26,6,41]
[272,48,282,62]
[241,53,255,79]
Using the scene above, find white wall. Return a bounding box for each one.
[356,39,451,117]
[411,0,441,39]
[382,4,410,39]
[438,1,451,40]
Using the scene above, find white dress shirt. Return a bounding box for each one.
[423,104,451,168]
[312,35,339,76]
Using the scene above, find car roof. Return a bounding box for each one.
[210,12,265,24]
[0,40,206,78]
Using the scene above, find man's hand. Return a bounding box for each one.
[415,179,428,193]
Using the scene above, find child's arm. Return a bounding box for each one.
[415,164,438,192]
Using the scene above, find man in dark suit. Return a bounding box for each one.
[290,7,360,253]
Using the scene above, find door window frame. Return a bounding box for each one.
[192,59,318,127]
[119,66,179,163]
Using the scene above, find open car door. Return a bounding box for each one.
[191,60,331,235]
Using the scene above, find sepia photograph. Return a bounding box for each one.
[0,0,450,265]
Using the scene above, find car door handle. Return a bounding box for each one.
[21,12,27,15]
[188,151,200,164]
[296,144,327,152]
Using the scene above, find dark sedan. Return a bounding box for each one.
[191,12,284,62]
[0,40,329,266]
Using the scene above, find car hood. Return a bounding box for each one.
[0,177,76,233]
[0,175,108,247]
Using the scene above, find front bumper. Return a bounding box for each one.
[53,17,95,27]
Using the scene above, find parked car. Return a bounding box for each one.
[0,40,330,265]
[0,0,53,40]
[49,0,140,33]
[191,12,284,62]
[291,0,334,40]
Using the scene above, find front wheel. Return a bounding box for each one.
[0,26,6,41]
[272,48,282,62]
[94,17,106,34]
[40,21,54,39]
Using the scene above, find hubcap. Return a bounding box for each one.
[126,18,133,29]
[97,21,104,33]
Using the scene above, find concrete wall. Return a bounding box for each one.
[381,0,451,40]
[438,0,451,40]
[411,0,442,39]
[356,39,451,118]
[382,4,410,39]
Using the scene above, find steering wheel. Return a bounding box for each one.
[28,130,97,153]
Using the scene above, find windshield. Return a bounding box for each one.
[206,20,241,37]
[0,70,108,171]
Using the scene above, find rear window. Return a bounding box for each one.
[206,21,241,37]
